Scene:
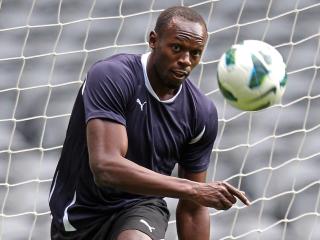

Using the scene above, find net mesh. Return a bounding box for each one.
[0,0,319,239]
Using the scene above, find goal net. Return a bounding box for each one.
[0,0,319,239]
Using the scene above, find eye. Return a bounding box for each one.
[191,49,202,57]
[171,44,181,52]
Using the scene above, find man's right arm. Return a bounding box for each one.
[87,118,250,208]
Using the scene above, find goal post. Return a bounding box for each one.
[0,0,319,239]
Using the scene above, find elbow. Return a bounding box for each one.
[92,170,108,188]
[89,157,118,188]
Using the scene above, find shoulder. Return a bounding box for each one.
[88,53,142,78]
[86,53,143,91]
[83,54,144,103]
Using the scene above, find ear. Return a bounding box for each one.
[148,30,157,49]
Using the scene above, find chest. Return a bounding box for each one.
[124,89,195,172]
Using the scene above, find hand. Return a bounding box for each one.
[192,181,250,210]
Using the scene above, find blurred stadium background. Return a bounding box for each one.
[0,0,319,239]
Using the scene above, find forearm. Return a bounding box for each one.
[176,200,210,240]
[91,154,198,200]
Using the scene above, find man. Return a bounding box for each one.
[49,6,250,240]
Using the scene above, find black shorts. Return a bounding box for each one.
[51,198,170,240]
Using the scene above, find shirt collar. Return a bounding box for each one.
[141,52,182,103]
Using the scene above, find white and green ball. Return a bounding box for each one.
[217,40,287,111]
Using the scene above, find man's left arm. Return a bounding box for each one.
[176,166,210,240]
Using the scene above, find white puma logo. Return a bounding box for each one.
[139,219,155,233]
[136,98,147,111]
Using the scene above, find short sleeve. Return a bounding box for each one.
[82,59,133,125]
[179,102,218,172]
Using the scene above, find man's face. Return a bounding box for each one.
[150,17,208,89]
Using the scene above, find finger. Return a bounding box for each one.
[218,194,233,210]
[221,188,237,204]
[234,189,250,205]
[223,182,250,206]
[217,182,241,205]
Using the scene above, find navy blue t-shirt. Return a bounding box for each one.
[49,53,218,231]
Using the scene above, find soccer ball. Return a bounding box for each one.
[217,40,287,111]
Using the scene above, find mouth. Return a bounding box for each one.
[171,70,189,80]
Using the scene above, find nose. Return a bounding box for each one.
[178,51,192,67]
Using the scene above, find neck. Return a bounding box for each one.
[146,55,179,101]
[149,71,178,101]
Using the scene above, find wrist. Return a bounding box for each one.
[182,179,201,201]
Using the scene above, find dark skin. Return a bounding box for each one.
[148,17,207,100]
[87,17,250,240]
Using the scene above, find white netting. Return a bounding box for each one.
[0,0,319,239]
